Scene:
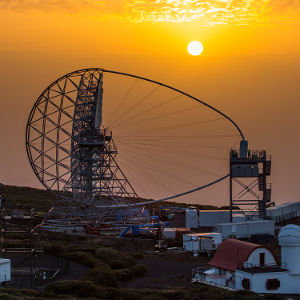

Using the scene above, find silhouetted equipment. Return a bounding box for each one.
[26,69,143,224]
[230,141,271,221]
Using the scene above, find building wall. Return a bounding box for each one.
[215,220,274,239]
[281,246,300,274]
[246,248,276,267]
[199,211,230,227]
[205,274,226,286]
[235,270,300,294]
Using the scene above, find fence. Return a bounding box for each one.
[3,253,69,289]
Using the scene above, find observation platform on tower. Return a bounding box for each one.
[230,149,271,178]
[230,146,272,220]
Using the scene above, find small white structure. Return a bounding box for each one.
[185,208,199,228]
[0,258,11,283]
[193,224,300,294]
[183,232,222,254]
[278,224,300,274]
[163,228,176,239]
[215,220,274,240]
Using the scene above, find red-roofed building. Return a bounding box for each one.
[208,239,278,272]
[193,226,300,294]
[199,239,280,290]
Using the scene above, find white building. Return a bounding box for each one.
[215,220,274,240]
[193,224,300,294]
[186,209,260,229]
[186,202,300,230]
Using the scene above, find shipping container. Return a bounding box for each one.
[185,208,199,228]
[183,232,222,252]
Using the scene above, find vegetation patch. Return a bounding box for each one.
[0,283,285,300]
[43,232,148,287]
[83,263,117,287]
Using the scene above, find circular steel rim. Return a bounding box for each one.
[26,68,245,206]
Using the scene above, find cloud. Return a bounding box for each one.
[0,0,299,25]
[0,0,126,13]
[124,0,300,24]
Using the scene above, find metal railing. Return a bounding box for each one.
[192,266,209,279]
[231,149,270,160]
[240,261,287,270]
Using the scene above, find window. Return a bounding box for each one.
[266,279,280,290]
[242,278,250,290]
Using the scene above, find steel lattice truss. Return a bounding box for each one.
[26,69,142,223]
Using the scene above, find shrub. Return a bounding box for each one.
[0,288,40,299]
[113,289,141,300]
[45,280,99,297]
[65,251,98,268]
[96,247,135,269]
[133,252,144,259]
[114,264,148,281]
[43,244,66,256]
[114,268,134,281]
[83,263,117,287]
[0,294,17,300]
[107,256,135,269]
[70,246,96,254]
[95,247,118,259]
[131,264,148,277]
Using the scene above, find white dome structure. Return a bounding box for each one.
[278,224,300,274]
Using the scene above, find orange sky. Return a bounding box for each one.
[0,0,299,206]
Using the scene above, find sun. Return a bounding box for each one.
[187,41,204,56]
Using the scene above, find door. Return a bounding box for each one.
[260,252,265,266]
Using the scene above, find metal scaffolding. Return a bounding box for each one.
[230,147,272,221]
[0,208,43,287]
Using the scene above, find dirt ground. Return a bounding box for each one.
[119,251,210,289]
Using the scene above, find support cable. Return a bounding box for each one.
[97,174,230,208]
[108,78,138,127]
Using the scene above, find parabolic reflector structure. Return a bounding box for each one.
[26,68,244,224]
